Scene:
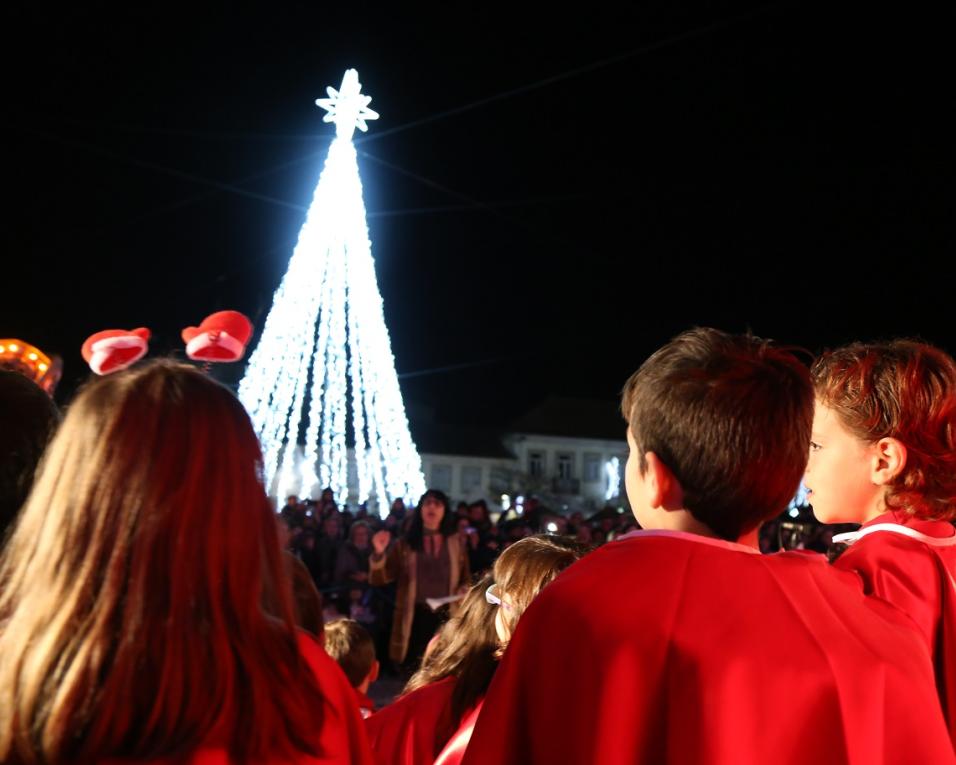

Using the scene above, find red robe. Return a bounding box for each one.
[433,700,483,765]
[365,676,457,765]
[101,632,374,764]
[832,511,956,744]
[463,530,955,765]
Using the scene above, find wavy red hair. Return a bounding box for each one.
[812,340,956,521]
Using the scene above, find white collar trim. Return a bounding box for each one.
[832,523,956,547]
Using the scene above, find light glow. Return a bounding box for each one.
[604,457,620,501]
[239,70,425,510]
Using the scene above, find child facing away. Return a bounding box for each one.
[463,328,955,765]
[366,535,588,765]
[324,618,380,719]
[807,339,956,741]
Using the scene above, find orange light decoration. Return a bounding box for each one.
[0,338,62,395]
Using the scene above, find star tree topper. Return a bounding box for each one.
[315,69,379,140]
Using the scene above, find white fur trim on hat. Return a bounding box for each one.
[185,330,245,360]
[89,335,148,375]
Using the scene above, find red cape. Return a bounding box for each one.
[463,530,955,765]
[365,676,457,765]
[100,632,374,764]
[433,700,483,765]
[833,511,956,745]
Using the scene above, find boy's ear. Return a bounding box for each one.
[644,452,684,511]
[369,659,380,684]
[871,437,907,486]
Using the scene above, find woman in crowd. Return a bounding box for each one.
[336,520,373,586]
[334,520,373,619]
[366,534,588,765]
[0,360,372,764]
[369,489,470,669]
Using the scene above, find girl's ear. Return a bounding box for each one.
[870,437,907,486]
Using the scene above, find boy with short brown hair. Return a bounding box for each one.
[464,328,954,764]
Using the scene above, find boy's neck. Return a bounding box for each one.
[643,508,759,550]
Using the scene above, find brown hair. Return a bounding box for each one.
[324,618,376,688]
[404,535,587,735]
[0,371,58,538]
[812,340,956,521]
[403,573,499,728]
[0,360,325,764]
[491,534,590,652]
[621,327,813,540]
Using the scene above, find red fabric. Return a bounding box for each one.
[833,511,956,745]
[463,530,956,765]
[297,631,377,763]
[182,310,253,362]
[433,699,483,765]
[355,687,377,719]
[365,676,457,765]
[81,328,150,374]
[100,631,374,764]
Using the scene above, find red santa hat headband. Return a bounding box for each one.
[81,311,254,375]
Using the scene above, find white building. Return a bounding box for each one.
[417,397,628,513]
[276,397,628,514]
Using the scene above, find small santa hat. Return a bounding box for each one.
[81,328,151,375]
[182,311,253,362]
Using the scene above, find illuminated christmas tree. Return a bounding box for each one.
[239,69,426,508]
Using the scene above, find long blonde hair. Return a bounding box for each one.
[0,360,324,764]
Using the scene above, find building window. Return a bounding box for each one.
[557,453,574,480]
[461,466,483,494]
[583,453,601,482]
[431,463,452,493]
[528,451,544,477]
[489,467,511,493]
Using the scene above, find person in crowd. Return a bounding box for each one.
[316,513,343,589]
[366,534,587,765]
[369,489,469,669]
[0,360,372,764]
[808,340,956,740]
[324,618,380,719]
[463,328,954,765]
[335,520,373,620]
[0,370,58,541]
[274,517,325,638]
[336,520,373,586]
[296,530,322,583]
[466,501,492,535]
[456,516,496,576]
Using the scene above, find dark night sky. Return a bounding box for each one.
[3,4,953,425]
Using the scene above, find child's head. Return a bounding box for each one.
[490,534,589,649]
[0,359,324,762]
[621,327,813,541]
[403,573,500,726]
[324,618,379,691]
[0,371,58,538]
[809,340,956,523]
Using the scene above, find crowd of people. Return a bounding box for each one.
[277,488,639,669]
[0,328,954,764]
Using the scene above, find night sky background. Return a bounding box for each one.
[4,3,952,427]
